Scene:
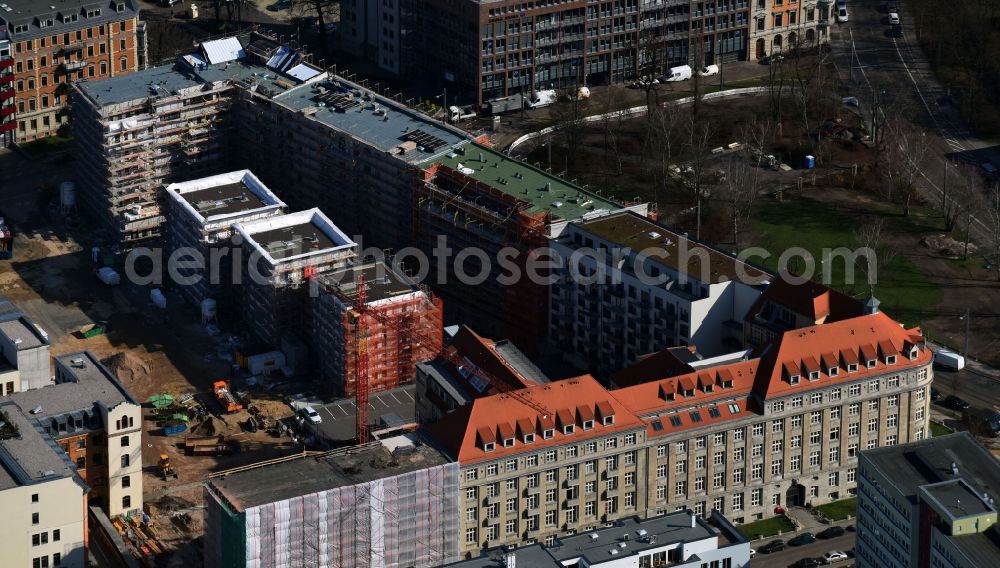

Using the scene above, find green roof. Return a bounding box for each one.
[430,143,623,220]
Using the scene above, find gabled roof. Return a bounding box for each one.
[613,360,760,417]
[745,272,863,326]
[753,311,929,399]
[443,326,544,397]
[611,346,699,388]
[425,375,644,464]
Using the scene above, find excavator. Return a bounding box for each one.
[158,454,178,480]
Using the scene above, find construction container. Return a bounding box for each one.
[97,267,121,286]
[163,424,188,436]
[247,351,284,376]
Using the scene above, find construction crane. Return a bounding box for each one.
[338,271,550,443]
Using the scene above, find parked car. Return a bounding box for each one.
[886,2,898,13]
[931,387,941,400]
[845,524,856,532]
[267,0,291,11]
[824,551,849,563]
[759,539,786,553]
[789,532,817,546]
[888,12,900,25]
[760,54,785,65]
[942,394,971,411]
[891,24,904,38]
[982,162,999,178]
[792,558,825,568]
[837,7,849,23]
[299,405,323,424]
[963,407,1000,437]
[699,65,720,77]
[818,526,846,539]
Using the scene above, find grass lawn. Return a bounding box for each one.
[930,421,954,437]
[815,497,857,521]
[752,194,943,327]
[737,515,796,540]
[19,135,72,156]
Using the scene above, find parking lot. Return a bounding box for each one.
[750,530,856,568]
[295,384,417,445]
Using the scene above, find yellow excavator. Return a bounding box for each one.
[158,454,178,480]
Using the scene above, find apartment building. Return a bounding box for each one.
[162,169,287,309]
[3,351,144,517]
[743,273,862,349]
[856,432,1000,568]
[548,210,766,379]
[233,208,357,349]
[340,0,402,74]
[749,0,831,59]
[312,260,444,396]
[422,143,644,354]
[0,35,13,145]
[442,509,752,568]
[415,324,550,424]
[0,0,142,144]
[426,300,933,554]
[0,401,88,568]
[0,310,51,391]
[404,0,751,106]
[203,435,461,568]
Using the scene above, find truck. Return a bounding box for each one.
[934,349,966,371]
[448,105,477,123]
[213,380,243,413]
[526,89,557,109]
[658,65,692,82]
[484,93,524,115]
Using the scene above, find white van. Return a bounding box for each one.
[526,89,558,109]
[699,65,720,77]
[448,105,476,122]
[659,65,692,82]
[934,349,966,371]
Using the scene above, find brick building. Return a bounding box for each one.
[750,0,832,60]
[0,0,143,144]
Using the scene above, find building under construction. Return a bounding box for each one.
[312,260,443,396]
[420,143,648,354]
[163,169,287,308]
[72,33,326,246]
[202,435,460,568]
[233,208,357,348]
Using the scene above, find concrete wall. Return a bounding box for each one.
[0,476,88,568]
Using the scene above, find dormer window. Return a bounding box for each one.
[867,359,876,368]
[808,371,820,381]
[483,442,496,452]
[828,367,839,377]
[664,392,676,401]
[563,424,576,435]
[116,2,125,12]
[886,355,897,365]
[582,419,594,430]
[722,380,733,389]
[909,347,918,360]
[542,429,554,440]
[13,24,29,33]
[703,384,714,393]
[602,415,615,426]
[684,388,695,397]
[848,363,858,372]
[503,437,515,448]
[523,433,536,444]
[86,9,101,17]
[789,375,800,385]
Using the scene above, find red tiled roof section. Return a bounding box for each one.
[613,360,760,416]
[745,273,863,324]
[425,375,645,464]
[446,325,537,396]
[753,311,930,399]
[610,346,697,387]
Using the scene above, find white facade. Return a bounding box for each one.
[0,477,88,568]
[0,314,52,391]
[101,400,143,517]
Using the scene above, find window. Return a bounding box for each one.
[714,451,725,465]
[888,376,900,388]
[625,471,635,486]
[605,437,617,449]
[887,414,898,428]
[695,455,706,469]
[483,442,495,452]
[915,407,924,421]
[811,393,823,405]
[734,447,745,462]
[120,57,128,71]
[695,436,707,449]
[868,419,878,433]
[811,411,822,425]
[694,476,705,491]
[829,472,839,486]
[676,460,687,474]
[831,407,841,420]
[771,439,783,453]
[121,435,130,447]
[733,468,744,484]
[752,444,763,458]
[869,380,881,392]
[869,399,879,412]
[53,553,60,566]
[506,479,517,492]
[466,508,476,521]
[829,447,840,462]
[830,427,840,440]
[830,388,842,401]
[546,450,557,462]
[849,403,861,416]
[752,463,763,480]
[466,527,477,543]
[713,432,725,445]
[849,423,860,437]
[676,440,687,453]
[916,388,926,401]
[523,433,535,444]
[505,519,517,534]
[810,431,821,445]
[675,480,687,496]
[791,435,801,449]
[656,485,666,500]
[603,415,615,426]
[732,493,743,511]
[582,419,594,430]
[790,454,801,471]
[506,458,517,472]
[733,428,745,442]
[465,469,477,481]
[847,468,857,483]
[486,464,498,476]
[466,487,477,500]
[624,433,635,445]
[32,512,39,524]
[542,429,554,440]
[771,401,785,413]
[751,488,763,507]
[849,384,861,397]
[848,443,859,457]
[809,451,820,467]
[791,396,803,408]
[713,471,724,489]
[771,459,783,476]
[122,475,131,488]
[563,424,575,435]
[657,464,667,478]
[791,415,802,428]
[545,488,556,504]
[752,423,764,437]
[32,493,38,503]
[886,434,898,446]
[565,447,576,459]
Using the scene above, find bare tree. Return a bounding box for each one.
[853,217,898,296]
[644,106,682,209]
[881,119,932,216]
[985,181,1000,281]
[956,165,984,260]
[682,115,715,240]
[719,148,762,250]
[293,0,340,57]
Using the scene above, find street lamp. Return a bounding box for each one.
[959,309,970,356]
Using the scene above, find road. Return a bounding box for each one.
[750,532,856,568]
[829,0,999,245]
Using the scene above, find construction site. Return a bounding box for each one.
[202,436,461,568]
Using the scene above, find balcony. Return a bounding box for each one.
[0,106,14,117]
[61,60,87,72]
[0,89,14,101]
[0,121,15,133]
[0,75,11,85]
[0,57,13,70]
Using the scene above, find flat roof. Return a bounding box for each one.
[207,435,449,511]
[319,261,419,304]
[274,79,470,165]
[165,170,286,223]
[922,479,993,518]
[574,210,770,285]
[430,144,624,220]
[236,208,355,264]
[310,384,416,443]
[0,402,76,490]
[494,340,550,384]
[0,314,48,350]
[6,351,137,420]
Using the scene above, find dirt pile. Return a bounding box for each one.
[920,234,978,259]
[102,351,151,383]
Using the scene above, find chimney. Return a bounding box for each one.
[864,295,880,315]
[504,552,516,568]
[689,509,697,528]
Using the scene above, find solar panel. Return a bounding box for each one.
[403,129,448,151]
[317,91,361,112]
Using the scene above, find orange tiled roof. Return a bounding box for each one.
[611,346,698,387]
[613,360,760,417]
[745,272,863,325]
[444,325,537,396]
[425,375,645,464]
